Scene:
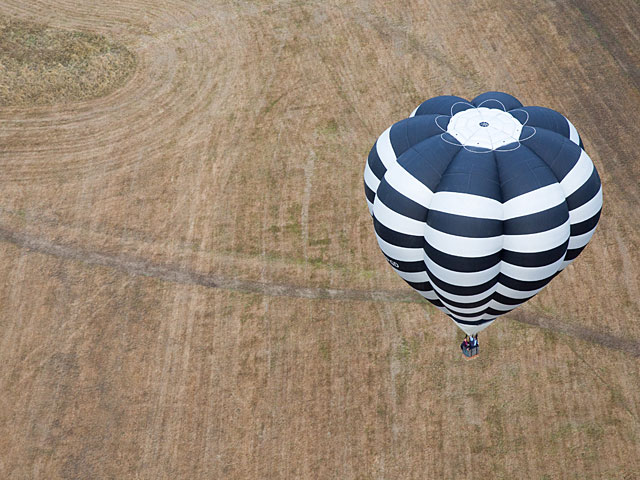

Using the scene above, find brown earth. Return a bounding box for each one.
[0,0,639,478]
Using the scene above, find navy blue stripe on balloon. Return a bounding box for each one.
[374,218,424,249]
[429,299,445,308]
[436,149,502,201]
[503,203,568,235]
[446,303,518,319]
[494,147,558,201]
[382,256,426,273]
[404,280,434,292]
[513,106,570,138]
[431,271,559,303]
[424,242,501,273]
[367,146,386,180]
[446,305,495,319]
[498,272,558,292]
[427,211,503,238]
[521,131,582,182]
[472,91,523,110]
[375,181,428,222]
[565,169,601,210]
[493,291,534,306]
[413,95,470,116]
[564,247,584,262]
[570,210,601,236]
[389,116,445,156]
[485,306,516,316]
[398,137,461,192]
[437,292,492,309]
[501,241,568,267]
[364,182,375,204]
[426,270,499,297]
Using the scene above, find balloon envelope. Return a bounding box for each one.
[364,92,602,335]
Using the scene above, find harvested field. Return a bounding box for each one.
[0,0,639,478]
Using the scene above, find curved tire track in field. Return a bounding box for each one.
[1,223,638,357]
[0,1,237,184]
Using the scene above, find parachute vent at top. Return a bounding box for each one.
[364,92,602,336]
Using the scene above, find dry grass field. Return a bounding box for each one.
[0,17,135,106]
[0,0,639,478]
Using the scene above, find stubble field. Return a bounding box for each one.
[0,0,639,478]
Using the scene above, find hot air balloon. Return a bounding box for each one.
[364,91,602,339]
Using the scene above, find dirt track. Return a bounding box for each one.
[1,0,640,478]
[2,221,639,360]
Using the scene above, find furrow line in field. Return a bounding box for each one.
[0,1,225,183]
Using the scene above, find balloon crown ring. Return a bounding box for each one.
[435,100,536,153]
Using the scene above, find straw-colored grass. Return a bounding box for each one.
[0,0,639,478]
[0,17,135,106]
